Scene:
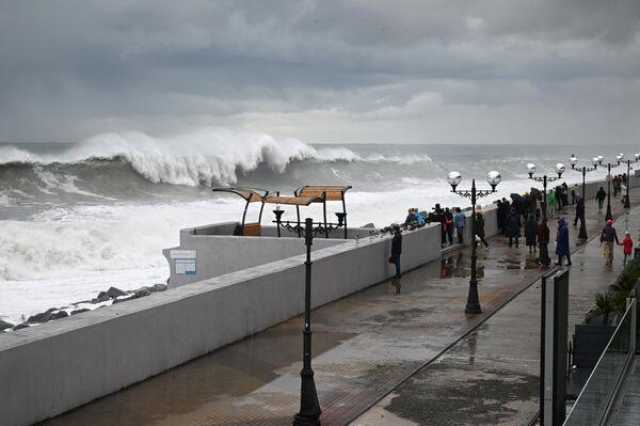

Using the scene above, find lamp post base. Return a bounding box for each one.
[293,369,321,426]
[577,222,588,242]
[464,280,482,314]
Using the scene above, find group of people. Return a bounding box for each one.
[389,177,635,278]
[498,197,567,266]
[404,204,480,247]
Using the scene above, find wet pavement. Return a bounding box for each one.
[353,200,640,426]
[608,357,640,425]
[42,192,640,426]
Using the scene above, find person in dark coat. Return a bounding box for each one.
[525,214,537,253]
[555,186,563,210]
[574,196,585,228]
[444,207,454,245]
[561,183,569,207]
[496,199,505,234]
[555,218,571,266]
[433,204,446,246]
[474,206,489,247]
[600,219,620,267]
[538,220,550,267]
[390,224,402,278]
[596,186,607,211]
[507,207,521,248]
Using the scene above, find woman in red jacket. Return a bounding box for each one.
[622,231,633,266]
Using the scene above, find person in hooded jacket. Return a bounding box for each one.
[574,196,585,228]
[555,217,571,266]
[600,219,620,267]
[525,213,537,254]
[507,206,521,248]
[475,206,489,247]
[596,187,607,212]
[538,219,550,267]
[622,231,633,266]
[444,207,454,245]
[389,224,402,278]
[454,207,465,244]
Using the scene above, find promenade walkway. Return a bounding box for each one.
[354,201,640,426]
[43,190,639,426]
[607,357,640,425]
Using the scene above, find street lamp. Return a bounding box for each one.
[293,218,321,426]
[598,155,604,166]
[617,153,624,166]
[447,170,501,314]
[606,162,613,222]
[625,160,632,209]
[527,162,564,223]
[569,156,598,241]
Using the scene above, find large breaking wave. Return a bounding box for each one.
[0,128,432,189]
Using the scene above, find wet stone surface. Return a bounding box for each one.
[384,363,538,426]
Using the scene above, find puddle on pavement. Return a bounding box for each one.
[43,325,354,426]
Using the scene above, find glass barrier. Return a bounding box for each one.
[564,301,636,425]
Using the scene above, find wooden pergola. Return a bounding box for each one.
[212,185,352,238]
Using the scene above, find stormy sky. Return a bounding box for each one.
[1,0,639,144]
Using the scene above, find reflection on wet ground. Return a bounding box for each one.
[43,195,640,426]
[354,202,640,426]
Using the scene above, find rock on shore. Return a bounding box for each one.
[3,283,168,333]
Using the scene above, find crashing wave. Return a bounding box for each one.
[0,128,432,187]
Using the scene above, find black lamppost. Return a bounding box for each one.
[624,158,635,209]
[606,162,613,222]
[274,207,285,237]
[526,162,565,223]
[569,155,598,241]
[293,218,321,426]
[447,170,501,314]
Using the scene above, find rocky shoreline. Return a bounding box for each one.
[0,283,167,333]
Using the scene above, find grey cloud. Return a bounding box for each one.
[0,1,639,143]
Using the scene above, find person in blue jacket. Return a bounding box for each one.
[454,207,465,244]
[555,217,571,266]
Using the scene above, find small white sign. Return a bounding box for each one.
[175,258,197,275]
[170,250,196,259]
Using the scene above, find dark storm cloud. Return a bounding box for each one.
[0,0,639,143]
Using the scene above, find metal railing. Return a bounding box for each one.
[563,298,637,425]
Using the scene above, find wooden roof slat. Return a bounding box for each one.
[212,187,269,203]
[263,195,322,206]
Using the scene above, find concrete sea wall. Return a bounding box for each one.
[0,175,633,426]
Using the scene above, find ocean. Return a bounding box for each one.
[0,128,635,323]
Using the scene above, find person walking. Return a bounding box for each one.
[596,186,607,212]
[574,195,585,228]
[507,206,521,248]
[454,207,465,244]
[475,206,489,248]
[389,224,402,278]
[444,207,454,245]
[555,186,564,210]
[600,219,620,267]
[548,190,557,218]
[622,231,633,266]
[525,213,537,254]
[433,204,446,246]
[538,219,550,267]
[556,217,571,266]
